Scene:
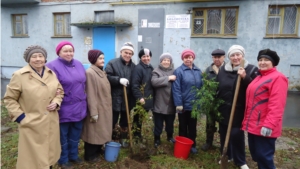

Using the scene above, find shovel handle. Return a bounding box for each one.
[123,86,133,148]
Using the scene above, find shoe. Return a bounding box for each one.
[218,158,233,164]
[69,158,83,164]
[58,162,73,169]
[201,143,212,151]
[190,147,198,154]
[240,164,249,169]
[167,137,176,144]
[154,139,161,148]
[120,139,129,148]
[85,157,101,163]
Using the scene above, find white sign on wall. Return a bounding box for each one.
[166,15,190,28]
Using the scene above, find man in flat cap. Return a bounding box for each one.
[201,49,225,151]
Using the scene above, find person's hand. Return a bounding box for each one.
[237,67,246,79]
[56,89,62,96]
[47,102,58,111]
[260,127,272,137]
[90,115,98,123]
[120,78,129,86]
[139,98,145,105]
[168,75,176,81]
[176,106,183,113]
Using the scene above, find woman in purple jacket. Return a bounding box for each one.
[47,41,87,169]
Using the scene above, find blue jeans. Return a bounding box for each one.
[248,133,276,169]
[58,121,83,164]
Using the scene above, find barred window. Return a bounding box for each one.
[53,13,71,36]
[192,7,238,37]
[12,14,28,36]
[266,5,299,36]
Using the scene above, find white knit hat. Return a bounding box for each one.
[120,42,134,55]
[227,45,245,58]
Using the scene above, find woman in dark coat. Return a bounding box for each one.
[151,53,176,147]
[217,45,258,169]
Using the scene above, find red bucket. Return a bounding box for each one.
[174,136,194,159]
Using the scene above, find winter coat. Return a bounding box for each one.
[81,65,112,144]
[151,64,175,114]
[105,57,136,112]
[217,62,258,127]
[3,65,64,169]
[205,62,224,80]
[242,67,288,138]
[172,63,203,111]
[131,61,154,110]
[46,57,87,122]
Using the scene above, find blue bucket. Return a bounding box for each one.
[105,142,121,162]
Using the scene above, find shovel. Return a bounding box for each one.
[123,86,133,148]
[220,59,245,169]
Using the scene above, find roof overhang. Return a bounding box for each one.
[71,21,132,28]
[1,0,40,7]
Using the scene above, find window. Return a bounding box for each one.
[192,7,238,37]
[94,11,114,22]
[53,13,71,37]
[266,5,300,37]
[12,14,28,36]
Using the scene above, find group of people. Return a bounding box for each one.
[3,40,288,169]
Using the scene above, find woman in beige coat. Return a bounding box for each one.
[81,49,112,162]
[3,45,64,169]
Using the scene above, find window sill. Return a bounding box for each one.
[11,36,30,38]
[51,36,73,38]
[264,36,300,39]
[191,35,237,39]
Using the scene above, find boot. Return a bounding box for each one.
[120,127,129,148]
[167,133,175,144]
[201,127,216,151]
[154,135,161,148]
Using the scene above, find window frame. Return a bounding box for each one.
[265,5,300,38]
[11,14,28,37]
[191,7,239,38]
[53,12,72,38]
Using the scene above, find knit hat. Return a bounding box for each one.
[211,49,225,56]
[257,49,280,66]
[23,45,47,63]
[138,48,152,59]
[160,53,173,63]
[181,49,195,60]
[227,45,245,58]
[88,49,104,64]
[120,42,134,55]
[56,41,74,56]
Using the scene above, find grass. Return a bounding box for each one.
[1,103,300,169]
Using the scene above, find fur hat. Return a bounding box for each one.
[138,48,152,59]
[257,49,280,66]
[227,45,245,58]
[160,53,173,63]
[181,49,195,60]
[120,42,134,55]
[56,41,74,56]
[88,49,104,64]
[211,49,225,56]
[23,45,47,63]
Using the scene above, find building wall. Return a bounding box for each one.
[1,0,300,97]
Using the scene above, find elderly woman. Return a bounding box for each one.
[217,45,258,169]
[131,48,154,139]
[172,49,203,154]
[151,53,176,148]
[46,41,87,168]
[3,45,64,169]
[81,49,112,162]
[242,49,288,169]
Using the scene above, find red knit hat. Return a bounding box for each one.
[56,41,74,56]
[181,49,195,60]
[88,49,104,64]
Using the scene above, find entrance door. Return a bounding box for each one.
[93,27,115,68]
[138,8,165,68]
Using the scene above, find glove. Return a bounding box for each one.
[260,127,272,137]
[120,78,129,87]
[90,115,98,123]
[176,106,183,113]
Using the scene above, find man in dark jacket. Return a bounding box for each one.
[201,49,225,151]
[131,48,154,139]
[105,42,136,147]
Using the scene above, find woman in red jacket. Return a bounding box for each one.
[242,49,288,169]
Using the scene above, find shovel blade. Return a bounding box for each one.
[220,155,228,169]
